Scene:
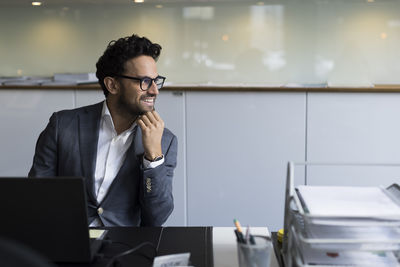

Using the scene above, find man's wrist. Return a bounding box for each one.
[143,154,165,169]
[144,154,164,162]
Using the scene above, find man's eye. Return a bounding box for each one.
[142,78,152,85]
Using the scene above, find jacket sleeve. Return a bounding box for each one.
[139,134,177,226]
[28,112,59,177]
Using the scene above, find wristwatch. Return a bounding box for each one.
[146,154,164,162]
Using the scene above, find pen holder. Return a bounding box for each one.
[237,235,272,267]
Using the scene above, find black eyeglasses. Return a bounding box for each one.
[114,74,166,91]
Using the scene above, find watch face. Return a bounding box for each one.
[153,155,164,162]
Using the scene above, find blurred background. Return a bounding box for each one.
[1,0,400,85]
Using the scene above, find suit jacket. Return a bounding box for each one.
[28,102,177,227]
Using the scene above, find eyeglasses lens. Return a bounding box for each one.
[141,78,152,90]
[155,77,164,88]
[139,76,165,90]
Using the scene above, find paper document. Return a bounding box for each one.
[54,73,98,84]
[283,82,327,88]
[297,186,400,219]
[301,247,399,266]
[89,229,107,239]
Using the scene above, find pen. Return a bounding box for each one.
[234,219,246,243]
[245,225,250,243]
[249,234,256,245]
[234,229,245,243]
[234,219,243,233]
[246,225,256,245]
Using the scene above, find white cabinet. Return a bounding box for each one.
[3,89,400,230]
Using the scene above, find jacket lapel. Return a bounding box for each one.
[78,102,103,204]
[119,125,144,174]
[101,125,144,203]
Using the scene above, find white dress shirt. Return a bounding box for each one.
[90,101,164,226]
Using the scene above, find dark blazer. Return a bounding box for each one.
[28,102,177,227]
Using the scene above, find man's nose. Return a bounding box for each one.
[147,81,159,95]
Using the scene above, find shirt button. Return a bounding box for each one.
[97,207,104,215]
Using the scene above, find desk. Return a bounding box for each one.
[58,227,279,267]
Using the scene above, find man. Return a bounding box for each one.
[29,34,177,227]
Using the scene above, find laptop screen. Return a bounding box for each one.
[0,177,95,262]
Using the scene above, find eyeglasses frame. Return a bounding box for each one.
[113,74,166,91]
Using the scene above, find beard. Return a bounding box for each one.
[117,90,155,117]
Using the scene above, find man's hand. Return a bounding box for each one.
[137,110,164,161]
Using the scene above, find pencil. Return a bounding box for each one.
[234,218,243,233]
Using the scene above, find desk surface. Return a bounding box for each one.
[58,226,279,267]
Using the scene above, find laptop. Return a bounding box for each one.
[0,177,104,263]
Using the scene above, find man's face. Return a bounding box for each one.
[117,55,159,116]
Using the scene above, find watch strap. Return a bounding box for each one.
[145,154,164,162]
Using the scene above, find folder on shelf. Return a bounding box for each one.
[297,185,400,220]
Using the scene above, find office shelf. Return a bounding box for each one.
[282,162,400,267]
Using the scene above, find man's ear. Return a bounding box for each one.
[104,77,119,95]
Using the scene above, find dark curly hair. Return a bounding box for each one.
[96,34,162,97]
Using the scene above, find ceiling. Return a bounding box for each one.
[1,0,263,5]
[1,0,394,6]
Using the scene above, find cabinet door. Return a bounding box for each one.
[307,92,400,186]
[186,91,306,230]
[0,89,74,176]
[75,90,104,107]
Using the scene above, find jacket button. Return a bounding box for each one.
[146,178,152,193]
[97,207,104,215]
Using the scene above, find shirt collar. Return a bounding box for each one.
[101,100,136,136]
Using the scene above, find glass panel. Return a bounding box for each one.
[1,0,399,85]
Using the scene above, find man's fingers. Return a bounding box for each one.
[146,111,158,123]
[137,118,147,129]
[139,114,152,127]
[138,111,165,159]
[152,110,161,121]
[140,111,164,127]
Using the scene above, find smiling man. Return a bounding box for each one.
[29,34,177,227]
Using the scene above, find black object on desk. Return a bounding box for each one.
[158,227,213,267]
[0,177,101,263]
[271,232,285,267]
[58,227,213,267]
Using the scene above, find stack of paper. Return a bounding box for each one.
[290,185,400,266]
[1,76,52,86]
[298,186,400,220]
[53,73,98,84]
[301,248,399,266]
